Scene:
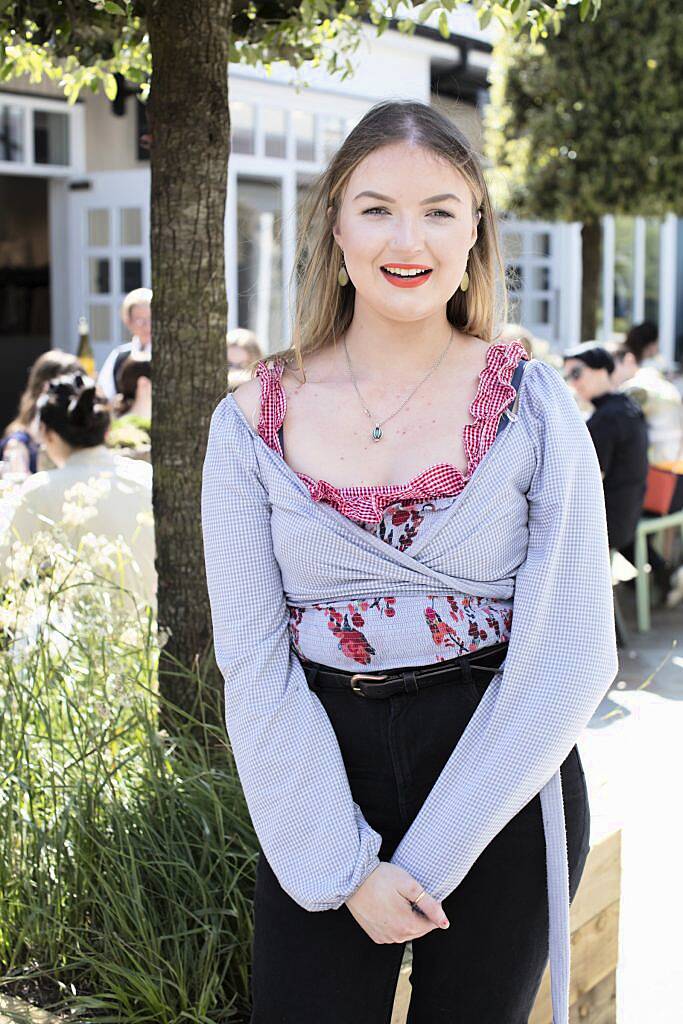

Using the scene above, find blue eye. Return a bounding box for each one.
[362,207,454,219]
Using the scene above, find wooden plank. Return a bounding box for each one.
[391,963,412,1024]
[569,971,617,1024]
[392,829,621,1024]
[570,830,621,933]
[530,901,620,1023]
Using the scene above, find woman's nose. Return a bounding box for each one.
[389,216,425,251]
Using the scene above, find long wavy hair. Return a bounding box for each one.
[260,99,508,379]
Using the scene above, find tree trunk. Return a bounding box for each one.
[581,219,602,342]
[147,0,231,735]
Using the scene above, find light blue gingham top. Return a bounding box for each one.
[201,356,618,1024]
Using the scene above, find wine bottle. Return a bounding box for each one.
[77,316,95,378]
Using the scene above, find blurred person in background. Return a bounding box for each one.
[562,342,649,554]
[498,322,534,359]
[0,371,156,608]
[498,322,561,368]
[97,288,152,401]
[1,349,84,480]
[610,321,683,466]
[107,352,152,451]
[227,327,262,391]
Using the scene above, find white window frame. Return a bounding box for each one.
[599,212,677,362]
[226,106,360,351]
[0,92,85,177]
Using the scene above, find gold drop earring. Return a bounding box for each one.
[459,262,470,293]
[338,249,349,287]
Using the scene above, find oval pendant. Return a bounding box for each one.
[372,424,383,441]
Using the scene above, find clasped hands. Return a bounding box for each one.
[345,862,450,943]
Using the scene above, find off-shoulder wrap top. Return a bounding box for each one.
[201,349,618,1024]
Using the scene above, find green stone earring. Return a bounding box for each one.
[460,266,470,293]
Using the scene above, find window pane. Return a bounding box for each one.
[293,111,315,161]
[89,304,111,343]
[529,232,550,258]
[322,116,344,160]
[122,258,143,293]
[89,258,110,295]
[531,265,550,291]
[644,217,661,326]
[296,176,321,287]
[88,209,110,247]
[231,102,255,155]
[237,177,283,353]
[529,298,550,323]
[120,207,142,246]
[0,104,24,162]
[33,110,69,165]
[614,215,634,334]
[502,231,523,260]
[264,108,286,158]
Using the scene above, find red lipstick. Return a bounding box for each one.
[380,263,433,288]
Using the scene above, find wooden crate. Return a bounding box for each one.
[392,829,621,1024]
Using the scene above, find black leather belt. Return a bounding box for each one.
[302,640,509,699]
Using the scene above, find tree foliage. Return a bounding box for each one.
[1,0,603,98]
[484,0,683,221]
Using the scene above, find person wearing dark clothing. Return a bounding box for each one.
[585,391,649,549]
[562,343,649,552]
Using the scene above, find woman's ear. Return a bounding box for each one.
[327,205,342,248]
[469,209,481,248]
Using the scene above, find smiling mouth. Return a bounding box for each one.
[380,265,433,287]
[381,265,433,278]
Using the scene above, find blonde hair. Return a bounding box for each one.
[265,99,508,379]
[227,327,263,365]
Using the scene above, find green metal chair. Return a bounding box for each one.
[633,509,683,632]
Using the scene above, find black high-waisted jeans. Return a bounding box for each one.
[249,655,591,1024]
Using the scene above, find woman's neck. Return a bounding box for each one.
[340,307,468,383]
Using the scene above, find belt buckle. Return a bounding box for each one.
[348,671,390,696]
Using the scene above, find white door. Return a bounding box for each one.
[67,169,150,369]
[500,220,563,346]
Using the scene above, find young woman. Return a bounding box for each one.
[201,100,618,1024]
[1,371,155,608]
[1,349,84,477]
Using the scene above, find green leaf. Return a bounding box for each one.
[416,0,443,23]
[438,10,449,39]
[579,0,592,21]
[104,73,118,100]
[103,1,127,15]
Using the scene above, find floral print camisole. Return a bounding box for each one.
[256,340,529,670]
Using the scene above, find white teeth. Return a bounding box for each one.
[382,267,431,278]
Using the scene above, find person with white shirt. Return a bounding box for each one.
[1,371,156,609]
[97,288,152,401]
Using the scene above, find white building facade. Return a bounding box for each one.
[0,13,679,426]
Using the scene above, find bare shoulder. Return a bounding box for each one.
[231,376,262,431]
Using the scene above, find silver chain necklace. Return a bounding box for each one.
[342,328,455,441]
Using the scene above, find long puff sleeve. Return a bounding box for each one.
[388,360,619,1020]
[201,398,382,910]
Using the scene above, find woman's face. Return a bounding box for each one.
[331,142,480,324]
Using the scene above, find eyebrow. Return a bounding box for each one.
[353,190,462,205]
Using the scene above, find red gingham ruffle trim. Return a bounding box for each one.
[255,340,529,523]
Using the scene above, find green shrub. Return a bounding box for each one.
[0,519,257,1022]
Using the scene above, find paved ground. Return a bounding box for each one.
[580,582,683,1023]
